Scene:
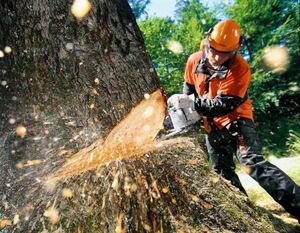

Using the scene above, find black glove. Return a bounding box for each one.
[194,94,220,116]
[194,95,203,113]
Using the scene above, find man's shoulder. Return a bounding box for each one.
[234,54,250,68]
[188,51,202,62]
[231,54,250,73]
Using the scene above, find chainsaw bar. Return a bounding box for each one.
[159,126,194,140]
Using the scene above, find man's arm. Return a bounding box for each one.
[182,52,202,95]
[183,81,196,95]
[194,93,247,117]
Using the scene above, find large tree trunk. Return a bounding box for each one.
[0,0,160,153]
[0,0,161,230]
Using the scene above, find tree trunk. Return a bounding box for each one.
[0,0,161,229]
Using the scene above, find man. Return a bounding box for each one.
[182,19,300,221]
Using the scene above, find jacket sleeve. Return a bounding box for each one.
[219,55,251,98]
[183,53,198,85]
[194,93,247,117]
[183,81,196,95]
[183,52,202,95]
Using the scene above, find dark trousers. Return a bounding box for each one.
[205,118,300,220]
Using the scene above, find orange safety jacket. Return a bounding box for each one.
[184,51,253,133]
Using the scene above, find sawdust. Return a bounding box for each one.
[50,89,172,180]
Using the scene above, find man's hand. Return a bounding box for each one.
[167,94,195,109]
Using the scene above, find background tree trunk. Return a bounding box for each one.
[0,0,160,228]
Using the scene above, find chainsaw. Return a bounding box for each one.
[161,94,201,139]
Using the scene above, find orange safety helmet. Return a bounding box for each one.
[208,19,241,52]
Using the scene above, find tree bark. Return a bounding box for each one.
[0,0,160,228]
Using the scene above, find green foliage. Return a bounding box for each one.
[128,0,151,19]
[225,1,299,157]
[256,115,300,157]
[174,0,217,54]
[139,0,217,95]
[138,17,183,94]
[175,0,217,30]
[225,0,299,115]
[287,129,300,155]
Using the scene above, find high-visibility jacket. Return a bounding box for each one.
[184,51,253,132]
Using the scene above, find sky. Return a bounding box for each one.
[147,0,218,18]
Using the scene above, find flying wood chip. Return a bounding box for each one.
[16,125,27,138]
[162,187,169,194]
[4,46,12,54]
[211,177,220,183]
[44,207,60,224]
[202,201,213,209]
[263,45,289,73]
[62,188,73,198]
[241,166,253,175]
[190,194,199,202]
[0,219,12,228]
[71,0,92,19]
[188,159,198,165]
[24,160,42,167]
